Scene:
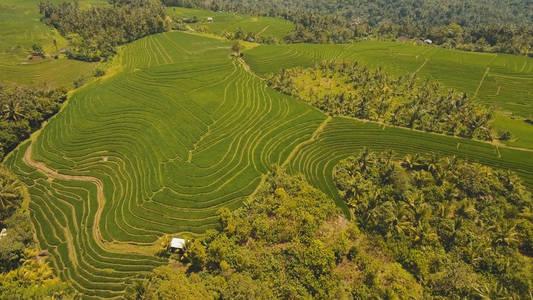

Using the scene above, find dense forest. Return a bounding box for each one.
[0,167,71,298]
[0,85,67,160]
[39,0,172,61]
[267,61,493,140]
[165,0,533,55]
[335,150,533,298]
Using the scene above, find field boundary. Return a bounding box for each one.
[282,116,332,168]
[474,67,490,99]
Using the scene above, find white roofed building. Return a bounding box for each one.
[171,238,186,250]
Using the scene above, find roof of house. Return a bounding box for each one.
[171,238,186,249]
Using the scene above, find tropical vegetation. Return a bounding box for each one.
[334,149,533,298]
[39,0,171,61]
[0,84,67,160]
[267,61,493,140]
[164,0,533,55]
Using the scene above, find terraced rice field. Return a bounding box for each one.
[4,31,533,298]
[287,117,533,216]
[0,58,97,88]
[167,7,293,41]
[4,31,325,298]
[244,42,533,148]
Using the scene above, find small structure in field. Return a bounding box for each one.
[0,228,6,238]
[171,238,186,251]
[207,17,214,22]
[424,39,433,44]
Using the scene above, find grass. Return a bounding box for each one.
[0,0,105,88]
[492,112,533,149]
[167,7,293,41]
[244,41,533,148]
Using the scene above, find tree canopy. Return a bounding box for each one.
[334,149,533,298]
[165,0,533,55]
[0,84,67,161]
[39,0,171,61]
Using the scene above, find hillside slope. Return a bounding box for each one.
[4,32,533,298]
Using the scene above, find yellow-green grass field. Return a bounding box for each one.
[244,42,533,148]
[167,7,293,41]
[4,31,533,298]
[0,0,104,87]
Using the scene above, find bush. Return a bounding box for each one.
[499,130,512,140]
[93,67,105,77]
[73,76,87,88]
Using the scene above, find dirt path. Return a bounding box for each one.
[414,58,429,74]
[256,25,270,36]
[23,144,157,256]
[474,67,490,98]
[238,57,265,81]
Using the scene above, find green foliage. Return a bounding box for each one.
[39,0,172,61]
[268,61,493,140]
[0,210,34,273]
[334,149,533,298]
[0,84,67,160]
[31,44,45,57]
[164,0,533,55]
[128,169,423,299]
[92,67,106,78]
[0,167,23,222]
[499,130,512,141]
[0,249,72,299]
[125,265,211,299]
[0,166,71,298]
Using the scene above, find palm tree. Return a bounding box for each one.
[491,221,519,247]
[0,168,22,221]
[1,99,27,121]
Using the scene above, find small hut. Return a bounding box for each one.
[170,238,186,251]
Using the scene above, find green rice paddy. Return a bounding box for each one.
[167,7,293,41]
